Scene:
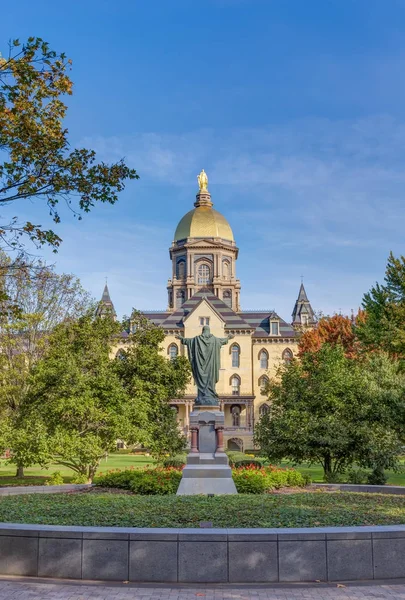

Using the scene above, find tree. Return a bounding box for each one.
[22,311,191,481]
[298,313,362,358]
[0,37,138,252]
[113,311,191,459]
[23,313,126,481]
[254,345,405,480]
[357,252,405,360]
[0,251,91,475]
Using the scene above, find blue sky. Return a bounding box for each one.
[2,0,405,320]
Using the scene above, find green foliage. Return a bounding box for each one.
[162,455,187,468]
[357,252,405,359]
[226,451,249,466]
[367,466,388,486]
[22,312,126,481]
[347,469,368,485]
[113,312,191,459]
[255,345,405,479]
[46,471,64,486]
[233,459,263,469]
[232,469,267,493]
[2,491,404,528]
[0,37,138,252]
[71,473,90,484]
[95,467,182,495]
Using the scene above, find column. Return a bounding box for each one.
[190,427,198,453]
[216,426,224,452]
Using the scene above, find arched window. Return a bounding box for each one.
[176,290,185,308]
[259,349,268,369]
[231,404,241,427]
[223,290,232,308]
[259,403,270,417]
[259,375,269,394]
[282,348,293,364]
[231,375,240,396]
[223,260,230,280]
[198,264,211,285]
[231,344,240,368]
[115,349,126,360]
[168,344,178,360]
[177,259,186,279]
[227,438,243,451]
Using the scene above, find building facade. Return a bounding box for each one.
[102,171,315,451]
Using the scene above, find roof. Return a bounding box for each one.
[141,290,297,338]
[291,282,316,324]
[174,206,234,242]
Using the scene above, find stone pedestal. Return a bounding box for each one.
[176,408,237,495]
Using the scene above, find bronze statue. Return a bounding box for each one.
[176,326,234,406]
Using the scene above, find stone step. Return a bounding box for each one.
[181,465,233,479]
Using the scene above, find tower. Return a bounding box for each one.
[96,283,116,319]
[167,170,241,311]
[291,282,316,328]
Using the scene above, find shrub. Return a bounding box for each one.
[71,473,89,484]
[130,468,182,495]
[233,468,267,494]
[95,467,182,495]
[95,468,138,489]
[162,454,187,468]
[347,468,368,484]
[367,466,388,486]
[46,471,64,486]
[233,459,263,469]
[323,472,342,483]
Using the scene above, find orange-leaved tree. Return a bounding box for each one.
[298,313,364,359]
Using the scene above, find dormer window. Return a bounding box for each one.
[199,317,210,326]
[301,314,309,325]
[270,320,279,336]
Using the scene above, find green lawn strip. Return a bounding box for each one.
[0,455,156,485]
[0,492,404,528]
[0,454,404,487]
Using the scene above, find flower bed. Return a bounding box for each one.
[95,464,308,494]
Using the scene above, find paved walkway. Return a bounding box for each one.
[0,579,405,600]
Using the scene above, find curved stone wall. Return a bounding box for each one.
[0,523,405,583]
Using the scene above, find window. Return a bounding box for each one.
[271,321,279,336]
[198,264,211,285]
[115,349,126,360]
[301,313,309,325]
[259,375,269,394]
[231,375,240,395]
[282,348,293,364]
[259,404,270,417]
[259,349,268,369]
[199,317,210,326]
[231,404,241,426]
[168,344,178,360]
[176,290,185,308]
[177,259,186,279]
[231,344,240,368]
[223,260,230,279]
[223,290,232,308]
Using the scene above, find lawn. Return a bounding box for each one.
[0,491,404,528]
[0,454,404,486]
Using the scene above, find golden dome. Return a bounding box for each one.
[174,206,234,242]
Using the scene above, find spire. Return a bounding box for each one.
[96,282,116,319]
[291,281,316,328]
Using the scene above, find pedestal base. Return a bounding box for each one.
[176,452,237,495]
[177,409,237,495]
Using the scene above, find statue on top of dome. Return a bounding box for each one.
[197,169,208,192]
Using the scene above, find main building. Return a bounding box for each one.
[101,170,315,451]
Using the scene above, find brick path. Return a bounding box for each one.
[0,580,405,600]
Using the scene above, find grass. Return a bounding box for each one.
[0,454,405,486]
[0,491,404,528]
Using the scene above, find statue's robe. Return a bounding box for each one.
[182,333,229,405]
